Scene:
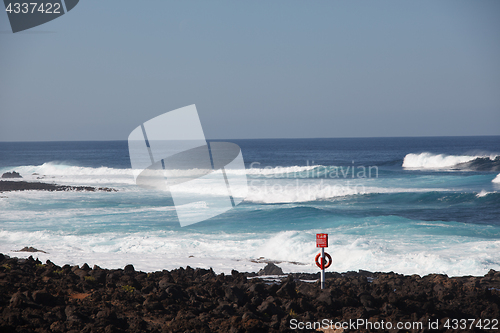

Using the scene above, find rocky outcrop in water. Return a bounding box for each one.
[0,181,116,193]
[258,263,284,276]
[1,172,22,179]
[14,247,47,254]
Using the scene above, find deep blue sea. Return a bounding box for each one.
[1,136,499,275]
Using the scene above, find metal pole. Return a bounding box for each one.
[321,247,325,289]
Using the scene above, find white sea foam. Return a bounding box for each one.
[1,163,323,186]
[1,228,498,276]
[402,152,498,169]
[1,163,136,186]
[11,162,133,177]
[3,162,427,204]
[476,190,493,198]
[4,162,318,176]
[245,181,449,204]
[493,173,500,183]
[0,172,448,206]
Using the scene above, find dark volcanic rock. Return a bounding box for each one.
[258,262,284,276]
[276,279,297,299]
[124,264,135,273]
[1,171,22,179]
[0,253,499,333]
[32,289,55,305]
[14,246,47,253]
[0,180,117,193]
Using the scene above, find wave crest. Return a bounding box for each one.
[403,152,500,171]
[1,162,135,185]
[493,174,500,183]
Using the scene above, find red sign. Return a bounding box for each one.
[316,233,328,248]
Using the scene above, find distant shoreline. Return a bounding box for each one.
[0,180,116,193]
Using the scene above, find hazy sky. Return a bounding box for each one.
[1,0,499,141]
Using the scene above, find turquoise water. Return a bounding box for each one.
[0,136,499,275]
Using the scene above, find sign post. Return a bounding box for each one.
[315,233,329,289]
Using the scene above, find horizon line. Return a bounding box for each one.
[0,134,499,144]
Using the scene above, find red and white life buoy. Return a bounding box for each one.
[315,252,332,269]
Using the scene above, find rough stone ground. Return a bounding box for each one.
[0,254,499,332]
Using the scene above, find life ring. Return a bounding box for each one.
[315,252,332,269]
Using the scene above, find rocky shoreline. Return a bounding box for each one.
[0,181,116,193]
[0,254,499,332]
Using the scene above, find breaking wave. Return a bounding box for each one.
[403,152,500,171]
[1,227,498,276]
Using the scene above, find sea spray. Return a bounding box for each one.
[403,152,500,170]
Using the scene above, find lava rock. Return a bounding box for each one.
[124,264,135,273]
[0,253,499,333]
[257,263,284,276]
[1,171,22,178]
[15,246,47,253]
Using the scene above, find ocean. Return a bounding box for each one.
[1,136,499,276]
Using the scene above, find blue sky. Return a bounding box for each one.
[1,0,499,141]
